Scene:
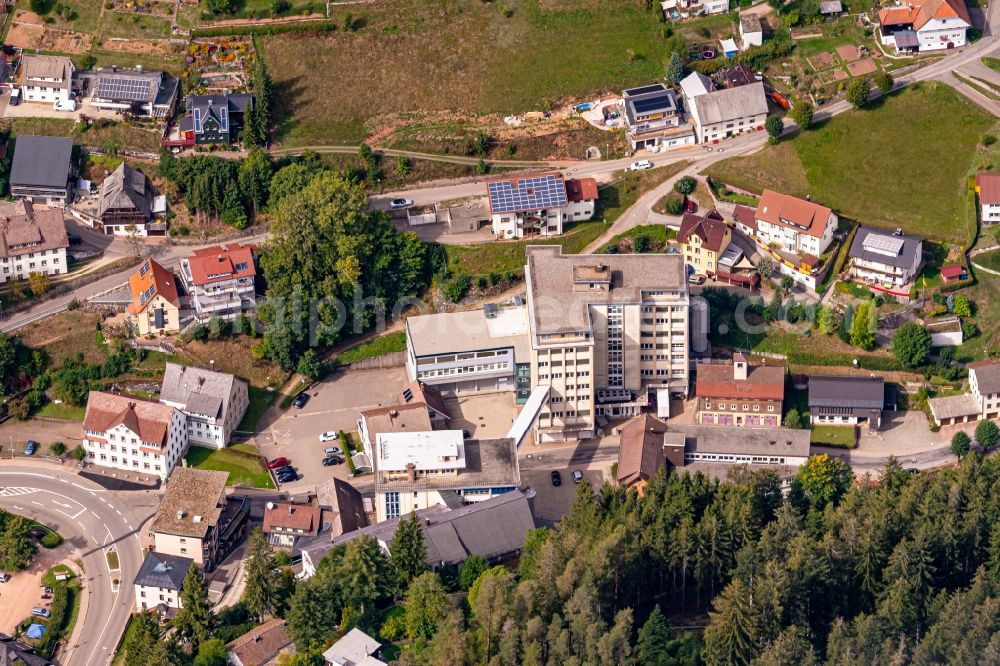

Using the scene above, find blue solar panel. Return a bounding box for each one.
[487,175,568,214]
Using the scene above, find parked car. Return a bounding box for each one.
[277,472,297,483]
[685,199,697,214]
[572,470,584,484]
[550,471,562,487]
[0,573,10,583]
[688,274,707,286]
[24,440,38,456]
[292,392,309,409]
[267,457,290,469]
[41,586,52,595]
[31,607,50,619]
[324,446,341,455]
[67,232,82,244]
[322,456,344,466]
[53,99,76,112]
[389,198,413,209]
[628,160,653,171]
[8,89,20,106]
[319,431,338,442]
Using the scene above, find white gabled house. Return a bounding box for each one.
[878,0,971,52]
[753,189,838,257]
[975,172,1000,224]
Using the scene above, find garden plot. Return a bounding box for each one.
[6,15,92,54]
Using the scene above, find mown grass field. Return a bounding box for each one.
[705,83,995,243]
[446,221,607,277]
[184,443,275,488]
[261,0,672,145]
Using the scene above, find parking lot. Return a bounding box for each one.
[524,462,611,524]
[0,544,69,635]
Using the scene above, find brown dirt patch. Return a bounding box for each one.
[836,44,861,62]
[833,68,849,80]
[101,37,186,56]
[0,546,71,635]
[12,9,44,25]
[176,338,289,388]
[6,22,92,54]
[809,51,836,70]
[847,58,877,77]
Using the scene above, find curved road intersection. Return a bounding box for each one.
[0,466,142,666]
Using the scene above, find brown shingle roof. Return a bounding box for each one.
[678,210,728,253]
[360,402,433,439]
[263,500,321,535]
[399,380,450,419]
[755,190,832,239]
[0,203,68,259]
[696,361,786,400]
[315,477,368,537]
[565,178,599,203]
[83,391,175,447]
[976,173,1000,205]
[226,619,292,666]
[186,243,256,287]
[150,467,228,538]
[969,360,1000,395]
[617,413,668,486]
[733,204,757,230]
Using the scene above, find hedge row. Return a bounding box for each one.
[787,349,905,372]
[191,20,337,37]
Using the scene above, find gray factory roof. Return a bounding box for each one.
[374,437,519,494]
[808,375,885,409]
[669,424,811,458]
[405,306,529,361]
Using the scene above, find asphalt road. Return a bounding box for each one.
[0,466,146,666]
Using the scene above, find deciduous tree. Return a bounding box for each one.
[891,322,931,368]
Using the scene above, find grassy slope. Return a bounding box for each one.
[705,83,994,242]
[184,444,275,489]
[261,0,670,145]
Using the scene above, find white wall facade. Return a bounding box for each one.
[83,411,188,479]
[153,531,207,566]
[918,17,968,50]
[21,80,71,105]
[135,583,181,610]
[0,247,66,283]
[695,111,766,143]
[755,211,837,255]
[981,202,1000,223]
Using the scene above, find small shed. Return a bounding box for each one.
[819,0,843,15]
[720,38,740,58]
[940,264,967,282]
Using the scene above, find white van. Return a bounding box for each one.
[9,89,20,106]
[53,98,77,112]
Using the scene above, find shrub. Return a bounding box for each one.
[66,298,80,311]
[40,531,63,548]
[846,77,871,109]
[673,176,696,196]
[666,197,684,215]
[984,134,997,147]
[191,21,337,37]
[71,445,87,461]
[51,442,67,456]
[443,274,470,302]
[339,431,357,475]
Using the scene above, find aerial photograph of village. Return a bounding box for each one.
[0,0,999,664]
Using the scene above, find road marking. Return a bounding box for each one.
[31,500,42,506]
[92,511,100,519]
[59,478,68,483]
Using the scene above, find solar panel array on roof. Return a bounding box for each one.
[139,260,151,277]
[631,94,675,115]
[487,174,568,214]
[623,83,667,97]
[139,284,156,306]
[219,106,229,131]
[863,234,905,257]
[193,108,202,133]
[96,75,152,102]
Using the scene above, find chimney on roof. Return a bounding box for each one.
[733,354,748,381]
[805,194,811,201]
[406,463,416,482]
[288,505,293,516]
[176,510,185,519]
[389,410,398,418]
[253,635,261,642]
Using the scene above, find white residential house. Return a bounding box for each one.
[929,360,1000,426]
[133,551,192,612]
[878,0,970,52]
[157,362,249,449]
[179,243,258,321]
[848,226,923,292]
[486,173,597,239]
[753,189,838,257]
[19,54,74,105]
[679,71,715,101]
[82,392,188,478]
[976,172,1000,224]
[622,83,696,150]
[0,201,68,284]
[740,13,764,48]
[688,82,768,144]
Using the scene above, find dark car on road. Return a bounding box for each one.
[322,456,344,466]
[277,471,297,483]
[24,440,38,456]
[550,470,562,486]
[292,392,309,409]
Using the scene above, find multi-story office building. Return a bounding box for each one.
[524,246,691,442]
[405,305,531,401]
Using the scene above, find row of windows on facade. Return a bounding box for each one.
[536,358,591,367]
[422,349,508,364]
[417,361,508,378]
[684,453,789,465]
[703,402,777,412]
[91,453,164,472]
[538,373,593,381]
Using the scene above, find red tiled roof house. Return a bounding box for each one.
[179,243,257,322]
[678,209,732,275]
[975,172,1000,225]
[695,354,786,427]
[127,258,181,336]
[82,391,187,478]
[878,0,970,52]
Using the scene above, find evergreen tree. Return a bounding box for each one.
[240,102,262,146]
[342,534,390,614]
[891,322,931,368]
[123,611,171,666]
[666,52,685,85]
[390,511,427,593]
[237,147,272,216]
[243,527,275,620]
[193,638,229,666]
[637,605,671,666]
[850,300,876,350]
[404,572,449,641]
[704,579,758,666]
[252,61,273,145]
[459,553,488,590]
[817,306,836,334]
[175,566,213,652]
[750,625,817,666]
